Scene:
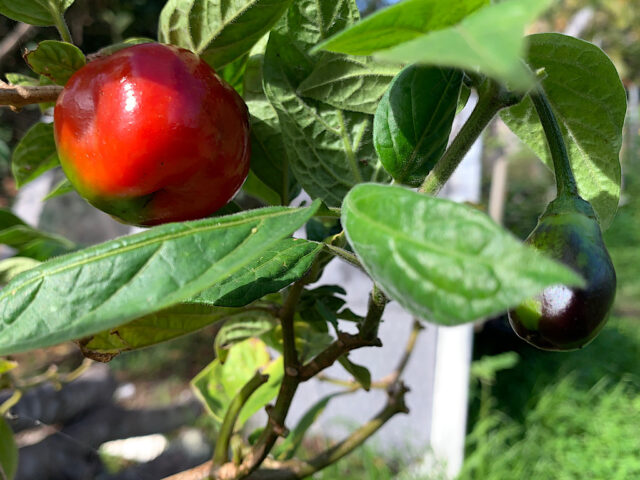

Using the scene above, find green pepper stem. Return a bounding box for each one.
[530,89,579,199]
[419,79,513,196]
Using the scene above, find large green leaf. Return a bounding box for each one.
[0,0,74,26]
[501,34,626,229]
[78,304,238,360]
[374,65,462,187]
[11,122,59,188]
[263,0,388,207]
[244,36,299,204]
[192,338,283,426]
[0,416,17,480]
[24,40,85,85]
[374,0,553,91]
[158,0,293,69]
[297,57,400,115]
[316,0,489,56]
[194,237,322,307]
[0,203,319,355]
[342,184,584,326]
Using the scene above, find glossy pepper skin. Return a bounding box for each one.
[508,196,616,351]
[54,43,250,226]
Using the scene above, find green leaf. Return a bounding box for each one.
[375,0,554,91]
[342,184,584,326]
[78,304,237,360]
[244,36,299,205]
[0,202,319,355]
[214,311,277,363]
[501,34,626,229]
[316,0,489,56]
[374,65,462,187]
[273,391,346,460]
[338,355,371,390]
[5,73,39,86]
[0,359,18,375]
[220,53,249,95]
[24,40,86,85]
[194,237,322,307]
[242,171,282,206]
[263,0,388,207]
[191,338,283,426]
[0,0,74,26]
[297,56,400,115]
[158,0,293,69]
[0,208,75,261]
[0,257,41,286]
[93,37,154,57]
[11,122,59,188]
[0,416,17,480]
[44,177,74,200]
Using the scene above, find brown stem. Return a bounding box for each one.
[0,82,63,109]
[299,333,382,381]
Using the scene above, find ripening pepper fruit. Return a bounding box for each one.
[508,196,616,351]
[54,43,250,226]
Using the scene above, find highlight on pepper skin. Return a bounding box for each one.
[54,42,251,226]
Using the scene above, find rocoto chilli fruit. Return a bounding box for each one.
[508,196,616,351]
[54,43,250,226]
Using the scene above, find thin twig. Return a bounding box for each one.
[0,82,63,109]
[0,22,36,62]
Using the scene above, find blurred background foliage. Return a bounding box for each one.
[0,0,638,478]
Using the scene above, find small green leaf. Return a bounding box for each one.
[24,40,86,85]
[78,304,237,360]
[93,37,154,57]
[375,0,554,91]
[242,171,282,206]
[158,0,293,69]
[5,73,39,86]
[501,33,626,229]
[214,311,277,364]
[316,0,489,56]
[338,355,371,390]
[342,184,584,326]
[0,416,17,480]
[0,202,319,355]
[297,57,400,115]
[374,65,462,187]
[191,338,282,427]
[0,0,74,26]
[12,122,59,188]
[44,177,74,200]
[273,391,347,460]
[0,208,75,261]
[193,237,321,307]
[0,359,18,375]
[0,257,41,286]
[220,53,249,95]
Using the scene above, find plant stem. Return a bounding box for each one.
[213,371,269,466]
[0,82,63,109]
[359,285,388,341]
[295,383,409,478]
[418,79,517,196]
[530,88,579,198]
[322,243,364,271]
[53,11,73,43]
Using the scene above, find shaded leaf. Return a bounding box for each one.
[24,40,86,85]
[214,311,277,363]
[0,0,74,26]
[0,416,17,480]
[44,177,74,200]
[501,33,626,229]
[338,355,371,390]
[158,0,293,69]
[0,257,41,286]
[11,122,59,187]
